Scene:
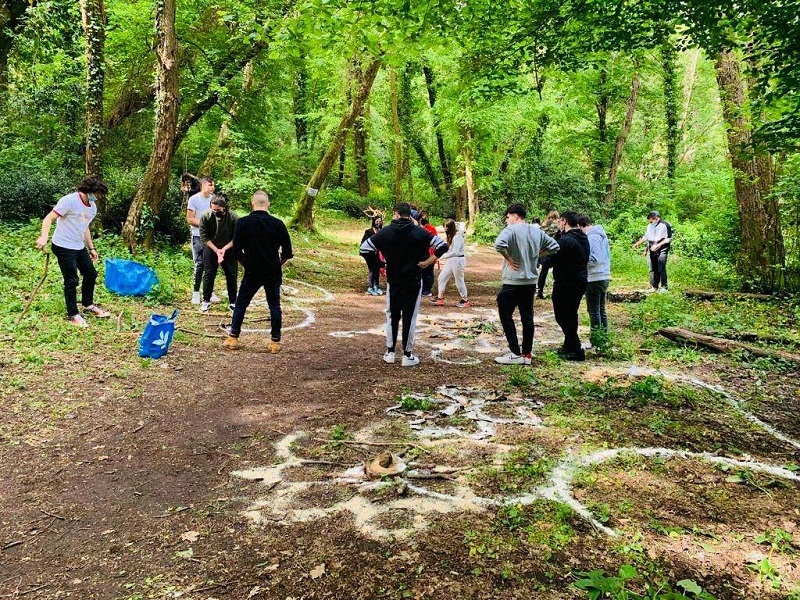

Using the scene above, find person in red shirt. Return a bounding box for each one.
[418,210,438,297]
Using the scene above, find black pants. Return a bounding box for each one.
[230,274,281,341]
[537,256,552,296]
[496,284,536,356]
[552,281,587,353]
[52,243,97,317]
[421,263,435,295]
[202,246,238,303]
[649,249,668,289]
[385,279,422,355]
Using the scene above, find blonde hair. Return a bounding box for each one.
[545,210,560,223]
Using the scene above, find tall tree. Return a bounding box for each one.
[715,49,786,292]
[0,0,31,88]
[399,65,441,196]
[390,67,404,201]
[603,68,640,205]
[78,0,106,185]
[422,64,452,197]
[290,58,381,230]
[121,0,179,251]
[661,42,679,182]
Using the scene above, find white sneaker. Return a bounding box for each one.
[401,354,420,367]
[191,291,201,304]
[200,301,210,313]
[68,314,89,328]
[494,352,525,365]
[383,351,396,364]
[210,293,221,303]
[657,287,669,294]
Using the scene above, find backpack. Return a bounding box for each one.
[662,220,673,247]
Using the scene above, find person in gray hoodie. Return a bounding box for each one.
[578,216,611,340]
[494,204,560,364]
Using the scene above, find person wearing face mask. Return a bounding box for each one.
[36,177,111,327]
[198,196,239,313]
[361,215,385,295]
[418,210,438,297]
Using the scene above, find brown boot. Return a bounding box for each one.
[268,340,282,354]
[223,336,240,350]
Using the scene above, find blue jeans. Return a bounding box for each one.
[496,284,536,356]
[585,280,609,331]
[51,243,97,317]
[230,274,281,341]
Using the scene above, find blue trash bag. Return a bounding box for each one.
[105,258,159,296]
[139,309,179,359]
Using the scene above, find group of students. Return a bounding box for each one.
[358,202,613,367]
[361,207,469,308]
[36,176,293,354]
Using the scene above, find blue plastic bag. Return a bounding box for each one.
[105,258,159,296]
[139,309,179,359]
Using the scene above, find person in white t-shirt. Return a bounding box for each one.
[186,176,219,304]
[36,178,112,327]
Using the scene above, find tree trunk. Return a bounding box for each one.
[423,64,452,197]
[199,61,254,177]
[390,67,404,202]
[0,0,31,89]
[293,64,308,147]
[337,145,346,187]
[603,70,640,205]
[661,43,678,181]
[592,67,609,195]
[121,0,179,251]
[354,106,369,197]
[462,128,477,233]
[79,0,106,224]
[658,327,800,364]
[714,50,786,293]
[290,59,381,230]
[399,66,440,196]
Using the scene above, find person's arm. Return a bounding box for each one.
[278,222,294,266]
[36,211,58,249]
[497,248,519,270]
[538,232,560,258]
[494,228,519,270]
[650,223,669,251]
[199,212,217,250]
[418,233,448,268]
[186,206,200,229]
[83,228,99,262]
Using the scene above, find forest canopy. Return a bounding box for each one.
[1,0,799,292]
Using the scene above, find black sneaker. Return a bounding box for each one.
[563,350,586,362]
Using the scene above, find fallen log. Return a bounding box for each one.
[607,291,647,303]
[658,327,800,364]
[683,289,774,301]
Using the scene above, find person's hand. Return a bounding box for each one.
[216,249,225,264]
[506,257,520,270]
[36,235,48,250]
[89,248,99,262]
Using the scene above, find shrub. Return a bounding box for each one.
[0,167,74,222]
[320,187,367,218]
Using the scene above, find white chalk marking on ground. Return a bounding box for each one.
[283,278,335,303]
[625,366,800,451]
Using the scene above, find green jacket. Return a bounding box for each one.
[199,210,238,247]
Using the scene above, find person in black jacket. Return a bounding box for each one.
[550,211,590,361]
[360,215,385,295]
[360,202,448,367]
[223,190,293,352]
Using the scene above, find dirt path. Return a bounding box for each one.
[1,231,798,599]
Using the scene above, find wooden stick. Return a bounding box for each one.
[177,327,226,339]
[311,438,428,453]
[15,253,50,325]
[658,327,800,364]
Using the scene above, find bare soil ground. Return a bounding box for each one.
[1,224,799,599]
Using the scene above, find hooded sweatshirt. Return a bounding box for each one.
[551,228,590,285]
[586,224,611,282]
[495,222,560,286]
[360,217,448,284]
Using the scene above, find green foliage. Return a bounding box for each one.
[319,188,368,218]
[574,565,716,599]
[754,528,796,555]
[397,394,433,411]
[0,167,74,222]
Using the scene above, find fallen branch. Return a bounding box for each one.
[607,290,647,303]
[177,327,226,339]
[16,583,49,596]
[39,508,67,521]
[405,472,456,481]
[190,581,231,594]
[658,327,800,364]
[115,311,124,333]
[1,541,23,551]
[15,253,50,325]
[684,289,774,301]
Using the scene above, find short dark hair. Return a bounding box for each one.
[505,203,527,219]
[531,217,541,224]
[561,211,580,227]
[77,177,108,195]
[577,215,591,227]
[647,210,660,219]
[394,202,411,217]
[210,195,228,208]
[200,176,214,185]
